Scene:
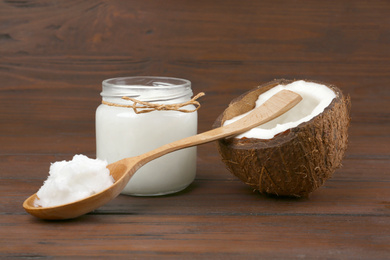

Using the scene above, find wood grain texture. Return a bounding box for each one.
[0,0,389,258]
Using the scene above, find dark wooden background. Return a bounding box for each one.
[1,0,389,258]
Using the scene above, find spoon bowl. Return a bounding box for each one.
[23,90,302,220]
[23,161,135,220]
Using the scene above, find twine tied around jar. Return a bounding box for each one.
[102,92,205,114]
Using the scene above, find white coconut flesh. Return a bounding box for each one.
[223,80,337,139]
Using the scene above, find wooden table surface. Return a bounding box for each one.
[1,0,389,258]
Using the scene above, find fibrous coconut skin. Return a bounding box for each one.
[213,79,351,197]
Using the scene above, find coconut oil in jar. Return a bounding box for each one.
[96,76,198,196]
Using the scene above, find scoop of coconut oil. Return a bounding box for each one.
[34,154,114,208]
[223,80,336,139]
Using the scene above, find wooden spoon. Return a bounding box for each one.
[23,90,302,220]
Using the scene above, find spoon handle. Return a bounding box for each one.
[136,90,302,166]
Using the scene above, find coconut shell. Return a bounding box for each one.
[213,79,351,197]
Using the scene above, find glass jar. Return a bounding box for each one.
[96,76,198,196]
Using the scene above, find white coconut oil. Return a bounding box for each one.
[224,80,336,139]
[96,77,198,196]
[34,154,114,208]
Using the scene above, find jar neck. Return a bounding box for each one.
[101,76,192,105]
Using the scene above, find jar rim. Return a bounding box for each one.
[101,76,192,102]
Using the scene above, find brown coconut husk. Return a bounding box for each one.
[213,79,351,197]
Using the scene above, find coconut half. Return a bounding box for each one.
[213,79,351,197]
